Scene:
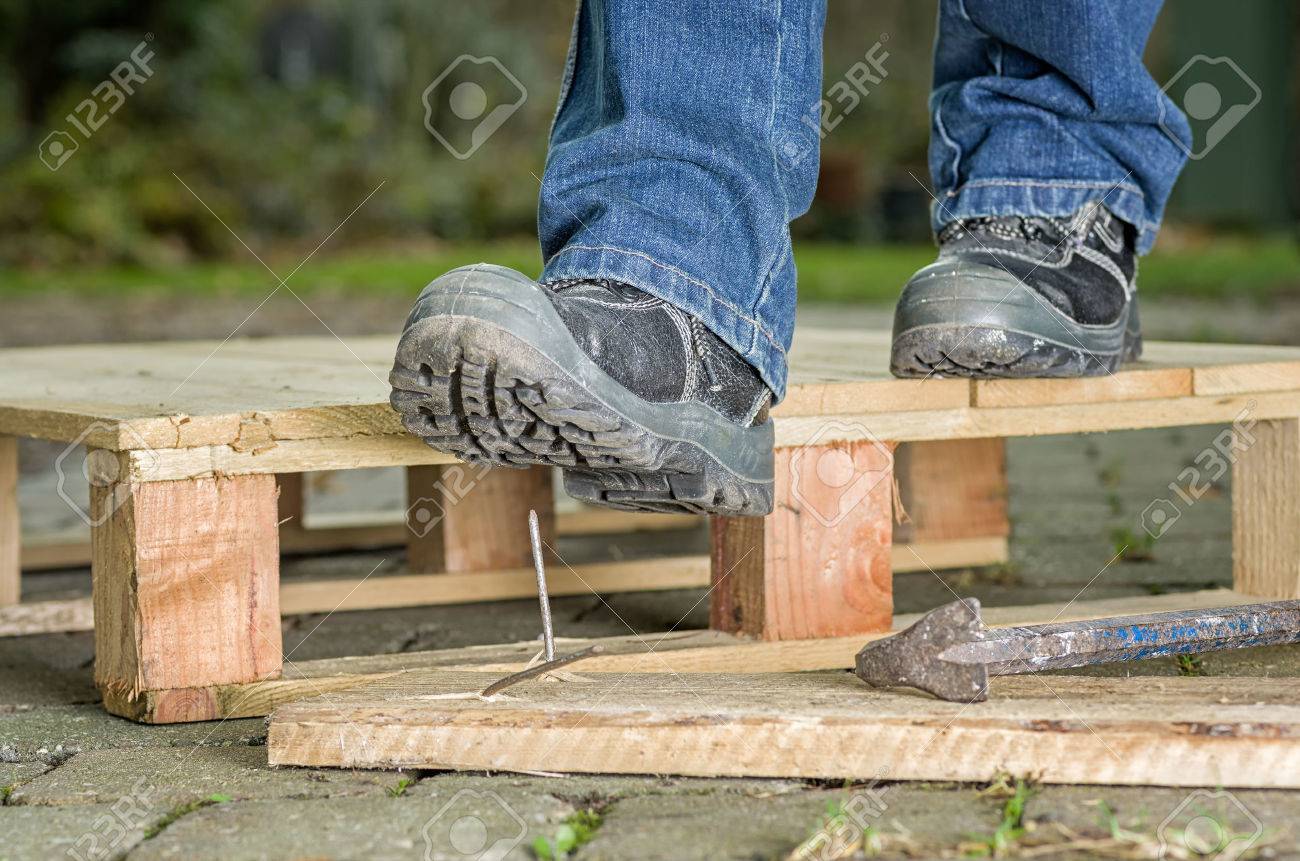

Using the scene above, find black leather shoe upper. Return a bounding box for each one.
[541,279,770,426]
[936,202,1137,325]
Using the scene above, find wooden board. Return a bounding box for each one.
[0,537,1007,638]
[0,437,17,606]
[1233,418,1300,598]
[96,589,1257,723]
[268,670,1300,788]
[19,507,702,571]
[4,333,1300,458]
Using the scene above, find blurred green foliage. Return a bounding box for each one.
[0,1,943,269]
[0,0,575,267]
[0,1,1293,273]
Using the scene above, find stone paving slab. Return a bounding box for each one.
[0,631,97,708]
[0,705,265,765]
[125,792,571,861]
[2,761,49,797]
[406,772,806,804]
[0,801,169,861]
[10,746,398,808]
[579,783,1300,860]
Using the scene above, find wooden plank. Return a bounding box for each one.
[779,329,968,416]
[92,474,282,717]
[711,441,895,640]
[0,437,17,606]
[267,670,1300,788]
[772,390,1300,447]
[5,334,1300,452]
[406,465,555,573]
[86,588,1259,722]
[279,555,706,614]
[85,389,1300,481]
[20,507,700,571]
[972,367,1191,408]
[0,537,1006,638]
[894,439,1008,544]
[1233,417,1300,598]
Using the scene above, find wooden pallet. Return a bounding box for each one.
[3,331,1300,722]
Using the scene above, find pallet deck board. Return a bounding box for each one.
[5,333,1300,456]
[267,669,1300,787]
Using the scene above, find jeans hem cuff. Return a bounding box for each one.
[542,244,788,399]
[932,178,1159,254]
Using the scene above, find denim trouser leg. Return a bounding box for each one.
[538,0,826,399]
[929,0,1191,253]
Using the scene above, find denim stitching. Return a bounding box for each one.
[752,0,789,358]
[931,92,963,193]
[954,178,1147,198]
[548,0,584,139]
[752,236,791,354]
[548,244,790,358]
[940,181,1156,236]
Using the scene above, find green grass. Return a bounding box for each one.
[387,776,415,797]
[3,236,1297,303]
[1111,526,1157,563]
[143,793,233,839]
[966,776,1035,857]
[532,809,603,860]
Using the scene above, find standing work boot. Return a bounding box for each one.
[890,202,1142,378]
[389,265,774,516]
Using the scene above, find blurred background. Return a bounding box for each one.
[0,0,1297,345]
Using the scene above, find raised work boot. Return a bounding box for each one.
[891,202,1141,378]
[389,265,774,515]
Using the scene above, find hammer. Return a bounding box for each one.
[854,597,1300,702]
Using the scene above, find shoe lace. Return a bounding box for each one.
[938,201,1109,248]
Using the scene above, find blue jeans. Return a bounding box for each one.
[538,0,1189,399]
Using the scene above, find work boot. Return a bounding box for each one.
[890,202,1141,378]
[389,265,774,516]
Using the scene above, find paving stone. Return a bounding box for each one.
[577,790,841,861]
[0,801,168,861]
[0,631,98,708]
[126,793,572,861]
[407,772,805,804]
[2,761,50,796]
[10,746,398,807]
[0,705,264,765]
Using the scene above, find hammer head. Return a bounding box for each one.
[854,598,989,702]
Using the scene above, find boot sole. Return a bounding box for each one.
[890,262,1141,378]
[389,265,774,516]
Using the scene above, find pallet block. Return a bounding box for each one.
[1233,417,1300,598]
[93,472,282,722]
[711,441,896,639]
[267,670,1300,788]
[406,464,555,574]
[709,437,1009,640]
